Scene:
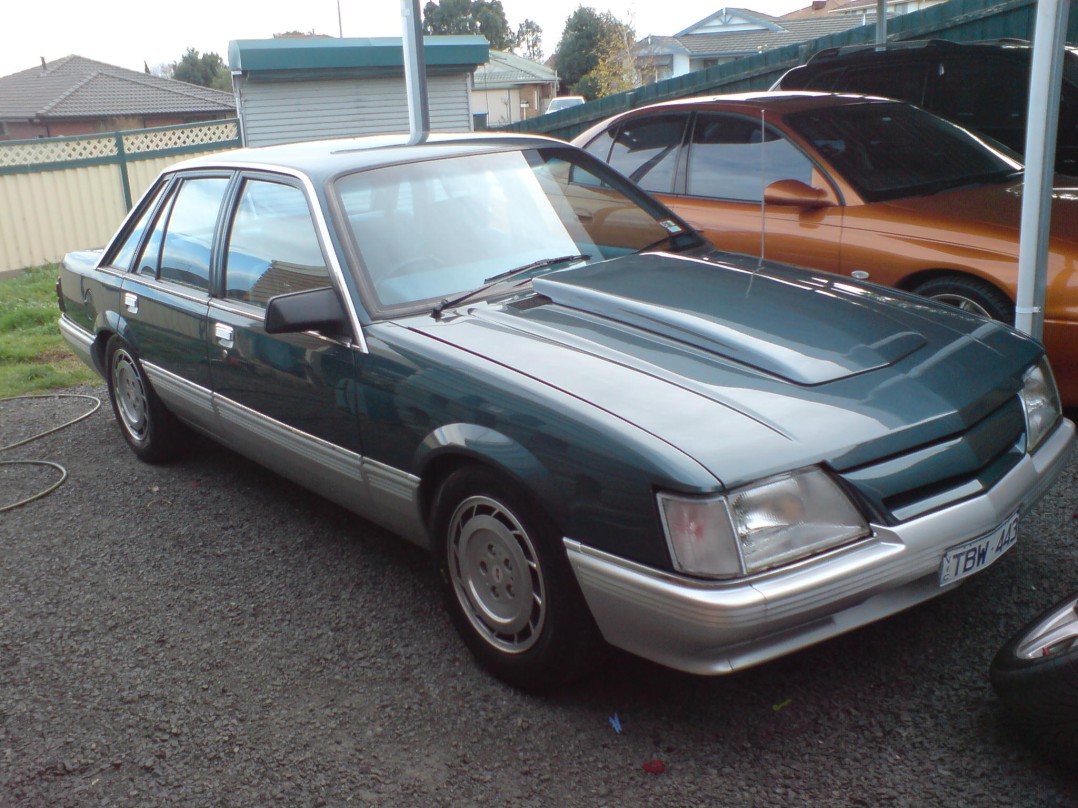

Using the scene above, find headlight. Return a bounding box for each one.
[659,467,869,579]
[1020,360,1062,453]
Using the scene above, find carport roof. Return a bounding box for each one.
[228,36,490,74]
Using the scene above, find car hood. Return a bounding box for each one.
[864,177,1078,252]
[409,252,1040,487]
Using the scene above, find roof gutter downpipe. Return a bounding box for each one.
[1015,0,1068,340]
[401,0,431,145]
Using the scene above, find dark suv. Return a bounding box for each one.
[775,40,1078,175]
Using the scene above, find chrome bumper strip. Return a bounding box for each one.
[565,418,1075,676]
[57,316,98,375]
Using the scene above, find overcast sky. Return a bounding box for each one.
[3,1,807,79]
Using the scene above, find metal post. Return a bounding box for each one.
[876,0,887,47]
[1015,0,1068,339]
[400,0,430,142]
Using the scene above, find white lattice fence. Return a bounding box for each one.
[0,119,241,272]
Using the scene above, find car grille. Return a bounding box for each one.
[839,397,1027,525]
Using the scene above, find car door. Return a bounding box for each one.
[119,173,230,433]
[666,112,844,272]
[206,173,362,497]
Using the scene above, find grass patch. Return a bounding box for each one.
[0,265,98,398]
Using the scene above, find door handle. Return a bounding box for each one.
[123,292,138,314]
[214,322,235,349]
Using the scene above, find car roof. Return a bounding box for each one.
[605,91,892,119]
[168,131,564,181]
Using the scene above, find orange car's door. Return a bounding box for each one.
[663,112,844,273]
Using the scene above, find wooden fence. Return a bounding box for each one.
[0,119,241,273]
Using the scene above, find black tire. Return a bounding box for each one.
[105,335,184,463]
[989,592,1078,766]
[430,466,604,690]
[912,275,1014,322]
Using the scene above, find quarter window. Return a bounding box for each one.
[224,180,330,307]
[605,115,688,194]
[158,177,229,290]
[686,114,813,202]
[109,183,168,272]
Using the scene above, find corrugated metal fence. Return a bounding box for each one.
[509,0,1078,141]
[0,119,241,273]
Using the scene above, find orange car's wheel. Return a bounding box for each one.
[913,275,1013,322]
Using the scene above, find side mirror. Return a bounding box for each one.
[265,286,350,337]
[764,179,833,209]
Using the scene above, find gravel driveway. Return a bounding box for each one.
[2,387,1076,807]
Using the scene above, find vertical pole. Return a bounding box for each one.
[1015,0,1068,339]
[401,0,430,142]
[876,0,887,48]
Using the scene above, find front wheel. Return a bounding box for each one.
[990,592,1078,766]
[431,466,602,690]
[105,336,184,463]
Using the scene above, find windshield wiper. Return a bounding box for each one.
[432,254,590,318]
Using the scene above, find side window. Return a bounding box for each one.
[606,114,688,194]
[108,183,169,271]
[686,113,814,202]
[931,58,1026,149]
[224,179,330,308]
[134,192,176,278]
[581,128,616,163]
[840,63,929,106]
[158,177,230,291]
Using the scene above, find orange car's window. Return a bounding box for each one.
[605,114,688,194]
[686,113,813,202]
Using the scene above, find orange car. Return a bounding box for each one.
[574,92,1078,405]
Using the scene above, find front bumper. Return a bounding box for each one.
[565,417,1076,675]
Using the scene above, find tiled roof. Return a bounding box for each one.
[676,16,869,56]
[474,50,558,88]
[0,55,235,120]
[639,11,868,60]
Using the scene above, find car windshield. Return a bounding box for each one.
[784,101,1022,203]
[334,146,691,313]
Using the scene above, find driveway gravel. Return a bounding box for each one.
[1,387,1076,807]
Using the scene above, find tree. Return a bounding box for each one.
[551,7,604,93]
[513,19,544,63]
[552,8,636,100]
[170,48,231,92]
[423,0,514,51]
[578,14,638,98]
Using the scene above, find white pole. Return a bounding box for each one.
[401,0,430,141]
[1015,0,1068,339]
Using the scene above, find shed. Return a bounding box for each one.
[228,36,489,146]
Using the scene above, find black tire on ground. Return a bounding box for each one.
[105,335,184,464]
[989,592,1078,766]
[912,275,1014,322]
[430,465,604,691]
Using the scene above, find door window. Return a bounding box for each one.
[156,177,230,290]
[223,179,330,308]
[686,114,813,202]
[605,114,689,194]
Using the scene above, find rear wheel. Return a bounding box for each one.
[912,275,1013,322]
[105,336,183,463]
[990,592,1078,766]
[431,466,603,690]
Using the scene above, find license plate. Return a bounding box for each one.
[938,512,1020,586]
